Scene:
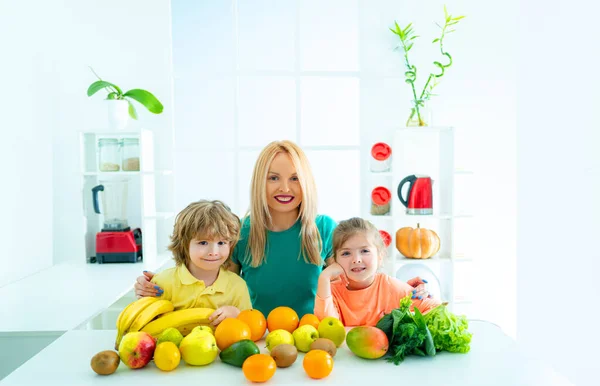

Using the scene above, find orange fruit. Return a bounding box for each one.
[299,314,320,329]
[242,354,276,383]
[267,306,299,333]
[214,318,251,351]
[303,349,333,379]
[237,309,267,342]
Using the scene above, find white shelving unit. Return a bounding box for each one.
[366,127,475,311]
[79,128,175,266]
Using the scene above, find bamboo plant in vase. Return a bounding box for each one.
[390,6,465,127]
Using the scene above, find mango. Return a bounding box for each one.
[346,326,389,359]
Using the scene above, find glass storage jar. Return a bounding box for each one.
[121,138,140,171]
[370,186,392,216]
[370,142,392,173]
[98,138,120,172]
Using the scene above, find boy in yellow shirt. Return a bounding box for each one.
[150,200,251,326]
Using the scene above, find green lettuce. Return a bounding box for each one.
[424,304,472,353]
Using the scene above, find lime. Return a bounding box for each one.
[157,327,184,347]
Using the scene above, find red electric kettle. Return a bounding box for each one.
[397,175,433,215]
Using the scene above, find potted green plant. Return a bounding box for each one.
[86,68,164,130]
[390,6,464,127]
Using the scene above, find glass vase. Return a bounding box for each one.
[406,104,432,127]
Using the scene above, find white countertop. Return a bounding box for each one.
[0,256,172,332]
[1,321,574,386]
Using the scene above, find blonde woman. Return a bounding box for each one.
[135,140,336,318]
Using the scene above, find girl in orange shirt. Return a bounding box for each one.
[315,217,440,327]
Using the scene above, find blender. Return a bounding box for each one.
[91,179,142,263]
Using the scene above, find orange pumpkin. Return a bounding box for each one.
[395,223,440,259]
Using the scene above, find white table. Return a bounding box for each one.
[1,321,573,386]
[0,256,172,332]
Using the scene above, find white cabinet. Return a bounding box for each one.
[79,129,175,265]
[366,127,474,311]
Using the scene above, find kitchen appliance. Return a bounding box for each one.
[397,175,433,215]
[91,179,142,263]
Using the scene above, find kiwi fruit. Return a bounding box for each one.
[270,343,298,368]
[91,350,120,375]
[310,338,337,357]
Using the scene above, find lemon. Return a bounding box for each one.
[265,329,294,352]
[154,342,181,371]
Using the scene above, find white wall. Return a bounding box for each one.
[0,0,173,285]
[171,0,518,334]
[0,1,56,286]
[517,1,600,385]
[49,0,174,264]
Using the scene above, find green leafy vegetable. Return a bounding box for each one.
[376,295,436,365]
[424,304,472,353]
[413,308,436,356]
[376,297,472,365]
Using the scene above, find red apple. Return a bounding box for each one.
[118,331,156,369]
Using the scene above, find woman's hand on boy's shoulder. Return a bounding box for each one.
[134,271,163,298]
[209,306,241,327]
[406,276,427,288]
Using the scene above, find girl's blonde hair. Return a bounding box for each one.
[244,140,321,267]
[332,217,387,260]
[169,200,241,266]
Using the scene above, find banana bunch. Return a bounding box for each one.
[141,307,215,337]
[114,297,174,349]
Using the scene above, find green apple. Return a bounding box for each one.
[179,332,218,366]
[265,329,294,352]
[191,325,214,336]
[292,325,319,352]
[317,317,346,347]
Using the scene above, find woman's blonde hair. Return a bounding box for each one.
[332,217,387,261]
[169,200,240,266]
[244,140,321,267]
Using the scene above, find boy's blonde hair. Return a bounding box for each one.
[244,140,322,267]
[169,200,241,266]
[332,217,387,261]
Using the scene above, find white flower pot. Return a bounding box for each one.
[107,99,130,131]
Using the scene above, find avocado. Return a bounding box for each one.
[219,339,260,367]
